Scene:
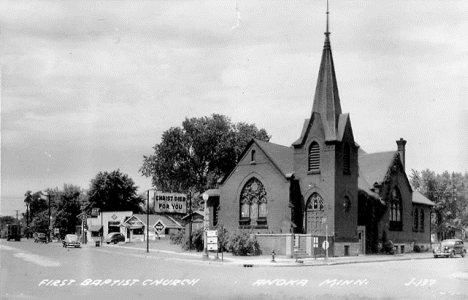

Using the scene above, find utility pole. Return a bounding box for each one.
[188,192,192,251]
[15,210,19,221]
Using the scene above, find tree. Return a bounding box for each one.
[140,114,270,197]
[24,191,33,236]
[410,169,468,236]
[86,169,144,213]
[54,184,84,237]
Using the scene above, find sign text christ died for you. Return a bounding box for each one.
[154,192,187,214]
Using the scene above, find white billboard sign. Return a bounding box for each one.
[154,192,187,214]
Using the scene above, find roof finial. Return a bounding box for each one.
[325,0,330,37]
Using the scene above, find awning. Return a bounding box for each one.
[89,225,102,232]
[119,223,144,229]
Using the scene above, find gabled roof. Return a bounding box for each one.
[412,191,435,206]
[358,151,397,186]
[357,167,380,200]
[254,139,294,176]
[181,211,204,221]
[130,214,183,229]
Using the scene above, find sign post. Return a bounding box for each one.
[322,217,328,260]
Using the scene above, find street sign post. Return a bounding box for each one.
[206,230,218,254]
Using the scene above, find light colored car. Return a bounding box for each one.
[34,232,48,243]
[433,239,466,258]
[62,234,81,248]
[104,232,125,244]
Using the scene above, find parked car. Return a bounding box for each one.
[34,232,48,243]
[62,234,81,248]
[433,239,466,258]
[104,232,125,244]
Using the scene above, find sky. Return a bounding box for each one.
[1,0,467,216]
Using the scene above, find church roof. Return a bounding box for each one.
[311,7,342,142]
[254,139,295,176]
[358,150,397,186]
[412,191,435,206]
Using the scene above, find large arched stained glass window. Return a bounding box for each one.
[239,178,267,226]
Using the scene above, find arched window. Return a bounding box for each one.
[413,208,419,232]
[305,193,324,233]
[307,193,324,211]
[308,142,320,172]
[389,187,403,231]
[343,142,351,175]
[251,150,256,162]
[419,209,424,232]
[239,178,267,226]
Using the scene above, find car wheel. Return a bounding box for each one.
[462,250,466,258]
[434,255,438,258]
[450,250,455,258]
[107,242,110,244]
[114,240,118,244]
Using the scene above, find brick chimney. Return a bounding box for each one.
[396,138,407,169]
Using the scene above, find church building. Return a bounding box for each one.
[208,9,434,257]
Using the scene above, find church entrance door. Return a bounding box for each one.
[305,193,325,234]
[306,211,324,234]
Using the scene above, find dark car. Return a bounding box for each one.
[433,239,466,258]
[104,232,125,244]
[62,234,81,248]
[34,232,48,243]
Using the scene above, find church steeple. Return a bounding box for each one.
[311,1,342,141]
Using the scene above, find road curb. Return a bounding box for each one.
[452,272,468,280]
[230,256,436,268]
[88,244,435,268]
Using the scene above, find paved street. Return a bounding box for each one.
[1,239,467,300]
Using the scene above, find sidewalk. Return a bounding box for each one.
[91,240,436,267]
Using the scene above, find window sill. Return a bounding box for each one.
[307,170,321,175]
[389,222,403,231]
[239,218,250,226]
[238,225,268,230]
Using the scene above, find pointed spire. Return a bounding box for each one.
[311,0,342,141]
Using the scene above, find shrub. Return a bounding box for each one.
[413,244,421,253]
[381,230,394,255]
[170,229,185,245]
[180,228,204,252]
[226,230,261,256]
[215,225,230,252]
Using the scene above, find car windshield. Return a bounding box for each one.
[106,233,119,238]
[37,233,45,237]
[65,235,79,242]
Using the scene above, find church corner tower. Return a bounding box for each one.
[292,2,360,256]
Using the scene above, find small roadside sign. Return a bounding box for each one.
[322,241,329,250]
[207,244,218,251]
[154,220,166,233]
[207,237,218,244]
[206,230,218,237]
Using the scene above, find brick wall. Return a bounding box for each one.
[219,143,291,233]
[335,242,360,256]
[256,234,291,256]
